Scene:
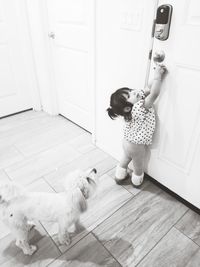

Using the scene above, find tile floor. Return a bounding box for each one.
[0,110,200,267]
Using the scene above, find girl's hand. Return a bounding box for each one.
[153,64,167,80]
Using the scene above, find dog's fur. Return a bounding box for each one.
[0,168,97,255]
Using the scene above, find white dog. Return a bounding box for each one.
[0,168,97,255]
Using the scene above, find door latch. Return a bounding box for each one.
[154,4,173,41]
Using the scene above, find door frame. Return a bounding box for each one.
[36,0,97,142]
[144,0,159,87]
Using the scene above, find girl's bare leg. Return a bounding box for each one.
[123,140,146,186]
[119,152,132,169]
[115,149,131,183]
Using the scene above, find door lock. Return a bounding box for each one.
[154,5,173,41]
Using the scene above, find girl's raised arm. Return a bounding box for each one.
[144,64,166,109]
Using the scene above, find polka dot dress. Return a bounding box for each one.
[123,91,156,145]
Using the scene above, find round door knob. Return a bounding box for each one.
[48,32,55,39]
[153,50,165,63]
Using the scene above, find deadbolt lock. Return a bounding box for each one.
[154,5,173,41]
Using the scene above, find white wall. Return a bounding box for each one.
[95,0,157,160]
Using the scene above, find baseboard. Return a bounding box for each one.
[145,173,200,215]
[0,109,33,120]
[59,114,92,134]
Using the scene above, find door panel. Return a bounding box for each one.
[147,0,200,207]
[95,0,158,159]
[0,0,33,117]
[45,0,94,132]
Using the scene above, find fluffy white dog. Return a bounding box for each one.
[0,168,97,255]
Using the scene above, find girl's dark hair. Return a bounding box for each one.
[106,87,133,121]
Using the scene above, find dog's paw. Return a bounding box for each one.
[64,236,71,246]
[23,245,37,255]
[58,234,71,246]
[75,222,84,233]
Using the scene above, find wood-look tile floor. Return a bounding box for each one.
[0,110,200,267]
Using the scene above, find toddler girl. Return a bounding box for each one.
[107,64,166,187]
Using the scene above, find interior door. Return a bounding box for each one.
[44,0,95,132]
[147,0,200,208]
[0,0,34,117]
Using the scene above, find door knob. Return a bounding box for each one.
[48,32,55,39]
[153,50,165,63]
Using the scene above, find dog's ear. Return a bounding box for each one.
[86,177,96,187]
[0,194,6,204]
[0,191,5,204]
[72,189,87,213]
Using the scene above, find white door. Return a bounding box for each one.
[0,0,36,117]
[95,0,158,158]
[147,0,200,208]
[43,0,95,132]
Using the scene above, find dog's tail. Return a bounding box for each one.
[71,188,87,213]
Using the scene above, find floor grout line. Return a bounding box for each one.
[13,144,27,158]
[0,169,12,181]
[37,221,62,255]
[174,225,200,248]
[12,131,84,159]
[90,232,123,267]
[90,194,136,233]
[135,208,190,267]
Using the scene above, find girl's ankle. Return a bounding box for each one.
[131,172,144,187]
[115,166,129,184]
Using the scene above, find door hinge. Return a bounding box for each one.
[148,49,152,60]
[151,19,156,37]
